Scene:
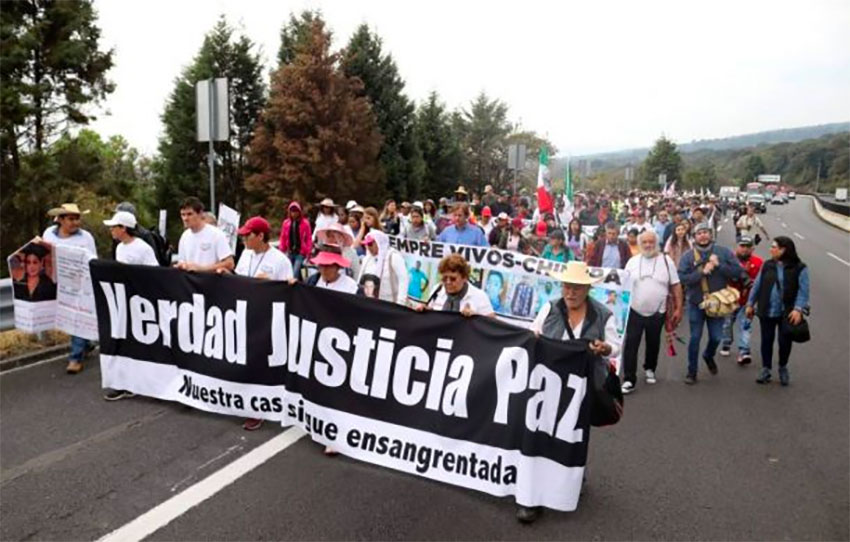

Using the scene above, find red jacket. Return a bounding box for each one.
[279,202,312,257]
[733,253,763,305]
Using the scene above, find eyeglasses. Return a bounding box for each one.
[441,275,462,283]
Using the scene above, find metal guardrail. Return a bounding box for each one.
[815,194,850,217]
[1,278,13,331]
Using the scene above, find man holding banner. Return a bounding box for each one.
[42,203,98,374]
[174,197,234,274]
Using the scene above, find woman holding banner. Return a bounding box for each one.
[358,230,409,305]
[417,254,494,317]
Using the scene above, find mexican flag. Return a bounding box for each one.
[537,146,554,213]
[565,157,573,204]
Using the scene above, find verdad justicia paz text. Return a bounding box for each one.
[97,281,587,445]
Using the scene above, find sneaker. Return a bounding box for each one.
[684,373,697,385]
[645,369,657,384]
[778,367,790,386]
[104,390,135,401]
[740,354,752,365]
[243,418,264,431]
[516,505,542,524]
[66,361,83,374]
[719,346,731,357]
[704,356,718,375]
[755,368,772,384]
[621,381,635,394]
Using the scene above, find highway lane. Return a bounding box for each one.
[0,199,847,541]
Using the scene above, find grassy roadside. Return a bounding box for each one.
[0,330,69,360]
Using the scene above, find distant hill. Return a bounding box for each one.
[569,122,850,166]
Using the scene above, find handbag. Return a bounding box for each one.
[564,322,623,427]
[780,316,811,343]
[694,249,739,318]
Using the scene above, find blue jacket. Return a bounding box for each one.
[677,243,745,306]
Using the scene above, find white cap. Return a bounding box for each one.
[413,201,423,209]
[103,211,137,229]
[345,200,358,211]
[497,212,509,220]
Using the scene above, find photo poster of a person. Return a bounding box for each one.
[483,270,508,313]
[359,273,381,300]
[404,258,433,302]
[9,239,57,303]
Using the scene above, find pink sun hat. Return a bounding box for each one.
[310,244,350,268]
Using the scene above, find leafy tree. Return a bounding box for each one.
[640,136,682,189]
[246,18,383,217]
[683,161,718,191]
[457,92,512,193]
[1,0,114,265]
[414,92,463,199]
[342,24,424,201]
[278,10,321,66]
[155,16,265,238]
[742,154,766,183]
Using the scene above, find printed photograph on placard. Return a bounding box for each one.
[8,239,57,302]
[405,258,434,302]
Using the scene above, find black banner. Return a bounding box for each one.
[90,260,595,511]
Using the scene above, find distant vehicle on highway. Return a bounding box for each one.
[720,186,740,200]
[747,194,767,213]
[788,191,796,199]
[836,188,848,202]
[771,193,785,205]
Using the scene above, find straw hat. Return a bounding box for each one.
[548,261,603,286]
[319,198,336,208]
[454,185,468,195]
[47,203,90,217]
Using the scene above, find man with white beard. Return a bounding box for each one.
[621,230,683,394]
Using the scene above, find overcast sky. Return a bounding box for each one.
[89,0,850,157]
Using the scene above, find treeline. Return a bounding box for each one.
[1,4,554,265]
[576,132,849,194]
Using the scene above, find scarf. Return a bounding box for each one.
[442,282,469,312]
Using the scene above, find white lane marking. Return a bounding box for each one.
[724,217,729,223]
[0,353,67,376]
[98,427,307,542]
[827,252,850,267]
[781,222,788,228]
[717,225,723,232]
[793,232,805,240]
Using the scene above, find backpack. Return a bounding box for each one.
[144,226,173,266]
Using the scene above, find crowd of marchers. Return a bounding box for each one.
[30,183,810,524]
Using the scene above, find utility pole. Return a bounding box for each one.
[814,160,822,195]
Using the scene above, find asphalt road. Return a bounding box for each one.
[1,198,847,541]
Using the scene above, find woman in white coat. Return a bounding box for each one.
[358,230,409,305]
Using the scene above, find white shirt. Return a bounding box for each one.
[314,213,338,237]
[317,274,359,294]
[42,226,97,257]
[625,253,680,317]
[480,220,494,238]
[177,224,233,266]
[531,301,621,358]
[736,214,763,231]
[116,238,158,266]
[235,246,293,280]
[428,283,494,316]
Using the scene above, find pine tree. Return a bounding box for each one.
[278,10,321,66]
[414,92,463,199]
[155,16,265,236]
[342,24,423,201]
[1,0,114,264]
[458,93,512,193]
[246,18,383,217]
[640,136,682,190]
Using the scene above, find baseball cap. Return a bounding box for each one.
[103,211,137,229]
[115,201,137,216]
[497,212,509,221]
[481,206,492,217]
[345,200,358,211]
[237,216,271,236]
[695,222,713,233]
[737,235,754,246]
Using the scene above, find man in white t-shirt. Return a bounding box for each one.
[102,210,158,401]
[735,204,770,242]
[42,203,98,375]
[227,216,294,432]
[418,253,494,317]
[104,211,158,266]
[174,197,234,273]
[233,216,293,282]
[621,230,683,394]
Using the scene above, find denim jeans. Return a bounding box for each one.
[289,254,305,281]
[687,304,724,375]
[721,305,752,354]
[69,335,90,362]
